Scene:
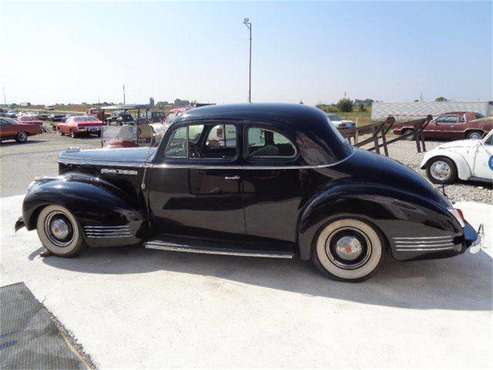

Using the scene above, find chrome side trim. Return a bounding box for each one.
[393,236,455,240]
[58,148,355,171]
[395,246,458,252]
[395,243,456,248]
[394,239,453,244]
[145,242,294,259]
[83,225,133,239]
[59,159,146,168]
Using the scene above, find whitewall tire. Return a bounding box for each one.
[36,205,85,257]
[312,218,384,282]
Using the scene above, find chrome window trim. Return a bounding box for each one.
[58,148,356,170]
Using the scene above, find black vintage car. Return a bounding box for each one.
[15,104,481,281]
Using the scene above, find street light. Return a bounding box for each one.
[243,18,252,103]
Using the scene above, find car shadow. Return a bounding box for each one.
[37,246,492,311]
[0,139,46,146]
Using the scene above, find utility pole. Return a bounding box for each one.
[2,87,6,106]
[243,18,252,103]
[123,84,126,105]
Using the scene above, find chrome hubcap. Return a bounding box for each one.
[335,236,363,260]
[44,212,74,247]
[430,160,451,181]
[50,218,70,240]
[325,228,372,270]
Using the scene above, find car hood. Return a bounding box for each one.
[436,140,478,150]
[59,147,157,166]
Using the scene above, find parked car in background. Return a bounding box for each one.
[16,104,481,282]
[107,111,135,125]
[394,112,492,140]
[0,117,42,143]
[49,114,67,122]
[17,115,44,126]
[421,129,492,184]
[56,115,104,137]
[325,113,356,129]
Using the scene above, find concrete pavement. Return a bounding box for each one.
[1,195,492,368]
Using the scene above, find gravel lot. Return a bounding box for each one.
[1,128,491,203]
[384,140,492,204]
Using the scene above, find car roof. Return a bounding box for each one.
[172,103,353,165]
[178,103,328,129]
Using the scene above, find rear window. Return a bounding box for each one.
[247,127,296,158]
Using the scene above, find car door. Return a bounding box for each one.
[240,124,302,245]
[0,118,16,139]
[147,121,246,238]
[432,114,461,140]
[473,133,493,180]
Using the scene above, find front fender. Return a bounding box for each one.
[22,173,146,247]
[420,149,472,181]
[296,183,463,261]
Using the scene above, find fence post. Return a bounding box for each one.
[381,123,389,157]
[373,125,380,154]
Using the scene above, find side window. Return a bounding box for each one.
[165,126,188,158]
[436,115,458,125]
[458,115,465,123]
[165,123,238,160]
[247,127,296,158]
[205,124,237,149]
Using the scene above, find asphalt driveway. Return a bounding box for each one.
[1,195,491,368]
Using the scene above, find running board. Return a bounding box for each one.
[145,238,294,259]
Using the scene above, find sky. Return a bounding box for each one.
[0,1,492,106]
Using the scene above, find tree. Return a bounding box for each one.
[336,98,353,112]
[435,96,448,102]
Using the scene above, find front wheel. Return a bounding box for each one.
[36,205,85,257]
[466,131,483,140]
[426,157,457,184]
[312,218,384,282]
[15,131,28,143]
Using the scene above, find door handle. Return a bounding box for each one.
[224,176,240,180]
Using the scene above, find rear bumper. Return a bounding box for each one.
[75,126,102,133]
[391,222,481,261]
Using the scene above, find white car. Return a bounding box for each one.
[420,130,493,184]
[325,113,356,129]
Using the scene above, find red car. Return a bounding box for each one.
[57,115,105,138]
[17,116,44,126]
[394,112,492,140]
[0,117,42,143]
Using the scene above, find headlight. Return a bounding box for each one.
[448,207,465,228]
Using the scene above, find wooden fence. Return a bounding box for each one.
[338,115,433,156]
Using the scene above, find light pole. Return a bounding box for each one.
[243,18,252,103]
[123,84,126,105]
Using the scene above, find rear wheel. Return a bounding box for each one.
[466,131,483,140]
[36,205,85,257]
[401,129,415,140]
[426,157,457,184]
[15,131,28,143]
[312,218,384,282]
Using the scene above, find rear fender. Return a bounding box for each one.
[296,183,461,261]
